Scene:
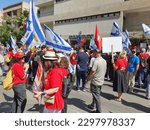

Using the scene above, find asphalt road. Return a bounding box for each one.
[0,80,150,113]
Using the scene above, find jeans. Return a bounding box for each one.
[76,70,87,90]
[146,75,150,98]
[138,68,148,86]
[90,83,102,113]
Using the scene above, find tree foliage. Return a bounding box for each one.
[0,10,29,46]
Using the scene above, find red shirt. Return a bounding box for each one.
[44,68,64,110]
[12,63,26,86]
[115,58,128,71]
[7,51,14,59]
[138,53,149,68]
[60,68,68,77]
[70,53,77,65]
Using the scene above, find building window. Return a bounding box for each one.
[55,0,65,3]
[55,11,120,25]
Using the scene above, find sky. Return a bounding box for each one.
[0,0,29,9]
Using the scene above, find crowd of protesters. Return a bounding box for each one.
[0,42,150,113]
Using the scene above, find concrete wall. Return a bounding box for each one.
[54,0,123,15]
[54,12,123,37]
[124,11,150,31]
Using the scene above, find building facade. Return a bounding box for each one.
[35,0,150,40]
[3,2,29,18]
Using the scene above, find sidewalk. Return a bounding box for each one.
[0,80,150,113]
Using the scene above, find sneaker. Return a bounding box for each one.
[82,89,86,92]
[77,89,80,92]
[90,110,101,113]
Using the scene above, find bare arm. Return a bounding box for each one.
[87,70,96,81]
[33,87,59,99]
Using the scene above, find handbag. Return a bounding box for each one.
[3,69,13,90]
[44,95,55,104]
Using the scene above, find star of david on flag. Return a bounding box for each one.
[44,24,72,54]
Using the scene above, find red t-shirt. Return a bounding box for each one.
[12,63,26,85]
[70,53,77,65]
[60,68,68,77]
[115,58,128,71]
[138,53,149,68]
[44,68,64,110]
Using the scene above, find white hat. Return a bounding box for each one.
[43,50,58,60]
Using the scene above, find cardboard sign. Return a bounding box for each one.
[102,37,122,53]
[140,43,147,48]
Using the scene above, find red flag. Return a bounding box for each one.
[95,24,102,49]
[80,37,86,46]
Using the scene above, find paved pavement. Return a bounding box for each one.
[0,79,150,113]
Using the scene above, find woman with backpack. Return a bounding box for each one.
[11,52,29,113]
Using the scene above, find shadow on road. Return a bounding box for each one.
[3,93,13,102]
[101,91,115,100]
[0,102,12,113]
[27,104,44,113]
[122,100,150,113]
[67,98,91,113]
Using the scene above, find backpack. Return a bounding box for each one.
[62,74,74,99]
[3,69,13,90]
[140,56,147,68]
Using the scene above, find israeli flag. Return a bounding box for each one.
[142,23,150,36]
[44,24,72,53]
[111,21,122,36]
[20,0,45,48]
[89,36,97,50]
[10,36,18,52]
[125,30,131,46]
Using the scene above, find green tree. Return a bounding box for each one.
[0,10,29,46]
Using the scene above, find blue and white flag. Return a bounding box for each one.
[142,23,150,36]
[44,24,72,53]
[20,0,45,48]
[111,21,122,36]
[122,30,131,54]
[89,36,97,50]
[10,36,18,52]
[124,30,131,46]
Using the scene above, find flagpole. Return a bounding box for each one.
[111,44,114,63]
[144,35,150,46]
